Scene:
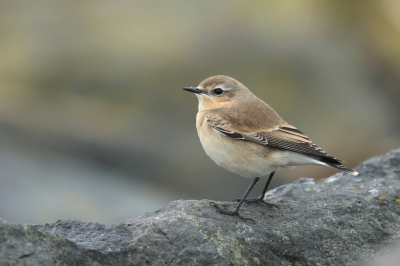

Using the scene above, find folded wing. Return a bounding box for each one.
[206,113,358,176]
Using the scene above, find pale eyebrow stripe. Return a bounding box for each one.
[213,85,232,91]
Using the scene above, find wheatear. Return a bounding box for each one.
[183,75,359,222]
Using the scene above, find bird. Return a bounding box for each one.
[183,75,359,222]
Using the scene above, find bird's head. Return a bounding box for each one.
[183,75,254,111]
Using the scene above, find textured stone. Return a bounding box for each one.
[1,149,400,265]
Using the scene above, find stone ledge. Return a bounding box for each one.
[1,149,400,265]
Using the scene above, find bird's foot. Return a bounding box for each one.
[232,196,280,210]
[209,202,255,223]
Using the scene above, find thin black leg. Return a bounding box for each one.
[232,171,279,209]
[210,177,260,223]
[260,171,275,198]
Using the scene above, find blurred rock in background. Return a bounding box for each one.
[0,0,399,225]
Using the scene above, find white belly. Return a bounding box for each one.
[198,126,323,178]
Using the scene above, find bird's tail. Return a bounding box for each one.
[320,157,359,176]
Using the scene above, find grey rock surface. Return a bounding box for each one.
[1,149,400,266]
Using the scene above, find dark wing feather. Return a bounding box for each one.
[265,135,341,162]
[211,121,340,162]
[205,113,357,175]
[211,125,268,145]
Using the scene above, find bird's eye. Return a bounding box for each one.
[214,88,223,95]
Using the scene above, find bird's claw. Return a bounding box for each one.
[232,197,280,210]
[210,202,255,224]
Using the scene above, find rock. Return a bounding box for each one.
[1,149,400,266]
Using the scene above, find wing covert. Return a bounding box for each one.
[205,113,340,162]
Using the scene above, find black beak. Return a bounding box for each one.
[183,87,202,94]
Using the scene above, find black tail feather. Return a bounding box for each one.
[320,157,359,176]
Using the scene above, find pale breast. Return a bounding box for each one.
[196,111,278,178]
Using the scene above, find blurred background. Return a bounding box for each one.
[1,0,399,225]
